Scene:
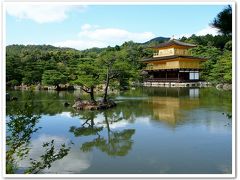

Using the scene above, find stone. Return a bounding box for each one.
[216,84,223,90]
[35,84,42,90]
[72,99,116,111]
[6,93,10,101]
[11,97,18,101]
[216,83,232,91]
[64,102,70,107]
[223,84,232,90]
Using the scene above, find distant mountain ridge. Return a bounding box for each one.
[142,36,170,46]
[6,36,171,52]
[6,44,77,52]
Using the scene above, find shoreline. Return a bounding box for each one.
[7,82,232,92]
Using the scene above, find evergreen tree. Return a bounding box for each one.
[211,5,232,36]
[42,70,67,90]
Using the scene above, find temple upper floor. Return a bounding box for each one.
[151,39,197,58]
[153,47,191,57]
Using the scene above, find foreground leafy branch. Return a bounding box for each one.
[6,96,71,174]
[25,140,71,174]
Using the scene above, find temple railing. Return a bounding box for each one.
[144,78,199,83]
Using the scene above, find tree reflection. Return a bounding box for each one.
[6,90,77,116]
[6,92,71,174]
[70,111,135,157]
[69,111,103,136]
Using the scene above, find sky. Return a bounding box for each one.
[5,4,228,50]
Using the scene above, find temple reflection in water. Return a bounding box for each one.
[145,87,200,126]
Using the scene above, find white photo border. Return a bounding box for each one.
[1,1,236,179]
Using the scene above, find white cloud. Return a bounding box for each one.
[53,24,156,50]
[6,5,85,23]
[53,39,107,50]
[174,26,219,39]
[80,24,99,31]
[53,24,218,50]
[195,26,219,36]
[78,24,155,42]
[58,112,72,118]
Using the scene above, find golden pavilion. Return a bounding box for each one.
[142,39,206,85]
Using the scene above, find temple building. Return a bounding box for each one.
[142,39,206,87]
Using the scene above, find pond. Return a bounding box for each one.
[6,87,232,174]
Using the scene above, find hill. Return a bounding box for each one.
[142,36,170,46]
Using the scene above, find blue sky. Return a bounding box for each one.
[6,4,227,50]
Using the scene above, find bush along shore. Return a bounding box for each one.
[10,82,232,92]
[12,84,79,91]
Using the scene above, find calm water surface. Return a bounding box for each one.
[6,87,232,174]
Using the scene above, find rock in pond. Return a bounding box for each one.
[72,99,116,110]
[64,102,70,107]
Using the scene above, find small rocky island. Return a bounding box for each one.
[72,98,116,110]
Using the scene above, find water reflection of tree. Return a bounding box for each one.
[8,87,232,119]
[69,111,135,157]
[7,87,232,131]
[6,93,71,174]
[69,111,103,137]
[6,91,77,116]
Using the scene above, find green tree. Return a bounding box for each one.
[6,54,23,86]
[183,34,230,49]
[224,40,232,51]
[190,45,222,81]
[73,61,100,102]
[210,50,232,83]
[98,49,133,102]
[25,140,70,174]
[42,70,67,90]
[6,93,71,174]
[6,102,41,173]
[211,5,232,36]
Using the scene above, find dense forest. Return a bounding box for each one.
[6,6,232,90]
